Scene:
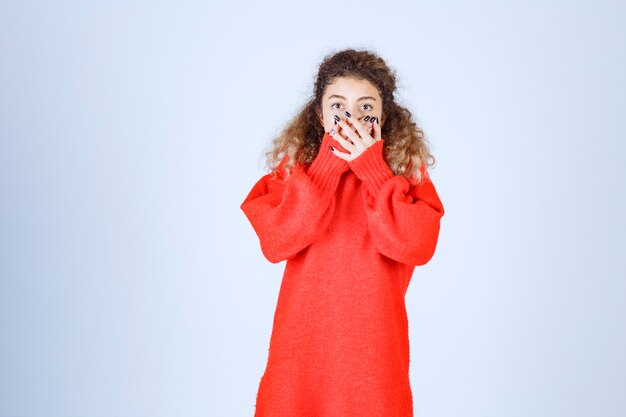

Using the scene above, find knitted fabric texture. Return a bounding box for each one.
[241,131,445,417]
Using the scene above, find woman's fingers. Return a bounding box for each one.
[329,126,356,152]
[370,116,382,141]
[341,112,378,147]
[335,116,366,149]
[329,113,382,162]
[364,115,375,136]
[330,119,354,145]
[345,112,371,144]
[329,146,351,161]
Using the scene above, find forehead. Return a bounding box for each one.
[323,77,380,100]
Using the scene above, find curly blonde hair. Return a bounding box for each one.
[264,48,437,184]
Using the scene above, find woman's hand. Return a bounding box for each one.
[328,112,382,162]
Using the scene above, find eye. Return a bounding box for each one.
[331,103,342,110]
[362,104,373,111]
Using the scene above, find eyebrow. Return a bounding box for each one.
[327,94,377,101]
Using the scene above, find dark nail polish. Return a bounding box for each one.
[371,116,377,124]
[334,119,337,125]
[334,115,340,122]
[364,115,370,122]
[329,146,334,151]
[344,111,351,118]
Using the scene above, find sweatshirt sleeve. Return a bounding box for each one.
[348,139,445,266]
[240,132,350,263]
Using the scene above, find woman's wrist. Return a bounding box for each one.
[349,139,394,194]
[306,132,350,193]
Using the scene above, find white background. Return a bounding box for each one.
[1,1,624,416]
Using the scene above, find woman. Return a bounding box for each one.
[240,48,445,417]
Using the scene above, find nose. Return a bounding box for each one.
[346,105,366,122]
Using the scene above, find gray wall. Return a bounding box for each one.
[1,1,624,416]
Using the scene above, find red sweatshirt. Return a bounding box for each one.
[241,131,445,417]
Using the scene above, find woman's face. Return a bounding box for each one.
[318,76,383,133]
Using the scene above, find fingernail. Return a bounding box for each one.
[334,119,337,125]
[371,116,377,124]
[334,115,340,122]
[344,111,351,118]
[329,146,334,151]
[329,128,335,134]
[364,115,370,122]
